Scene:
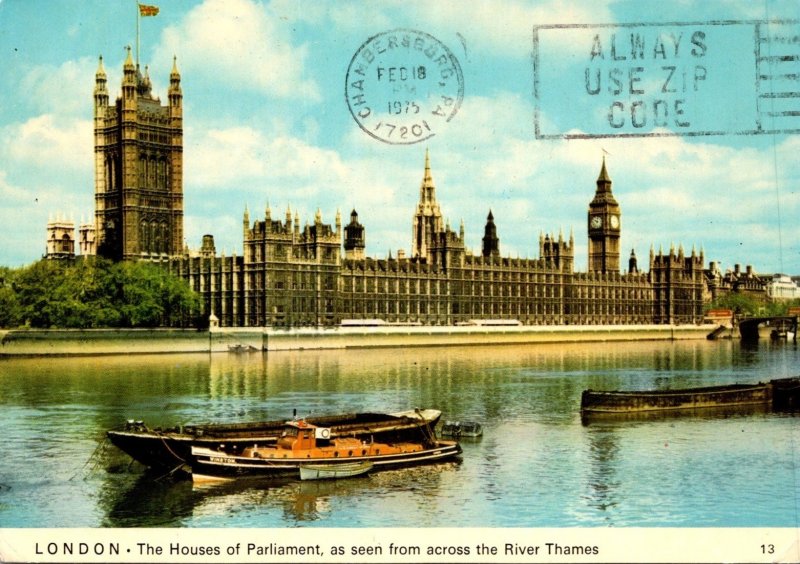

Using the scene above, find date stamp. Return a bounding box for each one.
[345,29,464,144]
[533,20,800,138]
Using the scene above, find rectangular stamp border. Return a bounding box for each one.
[532,19,800,140]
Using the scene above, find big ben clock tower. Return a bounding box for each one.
[587,157,621,273]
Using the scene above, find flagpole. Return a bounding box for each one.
[136,2,140,67]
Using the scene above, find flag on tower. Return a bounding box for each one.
[138,4,159,16]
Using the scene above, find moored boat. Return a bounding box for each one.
[441,420,483,438]
[107,408,441,472]
[581,376,800,417]
[191,420,461,483]
[299,460,373,481]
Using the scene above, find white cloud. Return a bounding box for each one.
[2,114,93,173]
[19,57,98,116]
[0,170,27,205]
[157,0,320,101]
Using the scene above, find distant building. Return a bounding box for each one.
[766,274,800,300]
[704,262,768,302]
[45,214,75,260]
[167,153,705,327]
[78,221,96,257]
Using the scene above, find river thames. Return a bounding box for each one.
[0,339,797,528]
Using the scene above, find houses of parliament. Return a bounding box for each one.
[47,53,718,328]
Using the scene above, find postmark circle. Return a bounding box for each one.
[345,29,464,145]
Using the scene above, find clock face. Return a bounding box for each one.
[590,216,602,228]
[610,215,619,228]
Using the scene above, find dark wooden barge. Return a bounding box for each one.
[107,408,441,472]
[581,376,800,416]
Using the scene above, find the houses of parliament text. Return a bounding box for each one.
[45,53,792,329]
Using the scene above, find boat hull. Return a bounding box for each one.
[299,461,373,481]
[581,377,800,416]
[107,409,441,471]
[191,441,461,483]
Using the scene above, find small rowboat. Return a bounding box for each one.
[441,420,483,438]
[299,461,373,481]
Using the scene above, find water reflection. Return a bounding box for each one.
[2,339,798,527]
[99,462,462,527]
[583,427,622,521]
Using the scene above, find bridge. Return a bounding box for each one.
[738,316,798,341]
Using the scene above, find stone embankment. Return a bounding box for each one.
[0,324,717,356]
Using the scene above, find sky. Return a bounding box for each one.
[0,0,798,275]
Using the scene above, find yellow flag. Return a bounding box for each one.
[138,4,159,16]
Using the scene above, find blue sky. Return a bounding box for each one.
[0,0,798,275]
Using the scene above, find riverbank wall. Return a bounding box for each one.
[0,324,717,356]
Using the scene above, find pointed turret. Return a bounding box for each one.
[597,155,611,183]
[411,149,444,262]
[344,209,366,260]
[124,45,135,71]
[94,56,109,117]
[593,156,616,200]
[169,56,183,118]
[94,56,108,96]
[419,148,436,204]
[138,65,153,97]
[121,46,137,99]
[629,248,639,274]
[482,209,500,259]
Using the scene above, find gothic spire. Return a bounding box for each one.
[597,155,611,183]
[124,45,135,69]
[420,148,436,203]
[592,155,617,204]
[95,55,107,80]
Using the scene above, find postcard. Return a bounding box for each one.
[0,1,798,563]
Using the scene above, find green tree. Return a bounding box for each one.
[706,292,761,317]
[3,258,201,329]
[0,266,22,328]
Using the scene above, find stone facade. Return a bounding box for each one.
[86,55,708,328]
[93,50,183,260]
[45,215,76,260]
[169,154,705,328]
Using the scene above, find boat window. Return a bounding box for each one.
[348,450,353,456]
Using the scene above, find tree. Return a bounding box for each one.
[706,292,761,317]
[0,266,22,328]
[2,258,201,329]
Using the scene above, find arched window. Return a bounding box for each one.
[138,154,146,186]
[157,158,166,189]
[140,220,149,253]
[160,222,168,253]
[150,221,158,253]
[147,156,156,187]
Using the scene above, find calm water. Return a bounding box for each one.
[0,339,798,528]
